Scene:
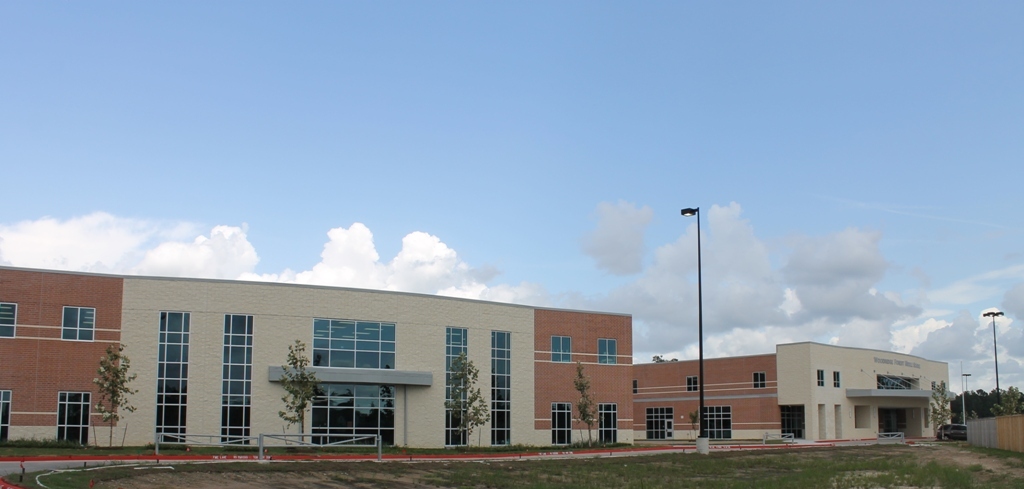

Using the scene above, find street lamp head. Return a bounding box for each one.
[983,311,1004,318]
[962,373,972,377]
[681,208,699,217]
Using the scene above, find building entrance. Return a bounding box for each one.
[780,405,805,438]
[878,408,907,434]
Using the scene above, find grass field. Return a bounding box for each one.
[8,443,1024,489]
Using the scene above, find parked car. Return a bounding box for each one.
[936,424,967,440]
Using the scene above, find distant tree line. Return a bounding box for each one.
[951,387,1024,422]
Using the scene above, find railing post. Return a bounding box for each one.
[154,431,160,455]
[258,434,264,461]
[377,436,382,462]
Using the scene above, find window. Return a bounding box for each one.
[703,406,732,439]
[686,376,698,392]
[599,403,617,444]
[311,384,395,446]
[445,327,468,446]
[833,371,841,388]
[780,405,804,439]
[753,372,766,389]
[0,390,10,441]
[61,306,95,341]
[877,375,914,390]
[491,331,511,446]
[0,302,16,337]
[598,338,617,364]
[312,319,396,370]
[632,379,638,394]
[646,407,673,440]
[816,369,825,387]
[551,402,572,445]
[551,336,571,362]
[221,314,252,443]
[57,392,90,445]
[157,312,190,442]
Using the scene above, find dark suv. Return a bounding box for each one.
[937,424,967,441]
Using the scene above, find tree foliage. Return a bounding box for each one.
[444,352,490,445]
[652,355,678,363]
[991,386,1024,416]
[92,344,138,447]
[278,340,321,435]
[574,362,596,446]
[929,381,952,429]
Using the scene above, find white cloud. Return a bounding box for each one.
[581,201,653,275]
[0,212,197,273]
[134,225,260,279]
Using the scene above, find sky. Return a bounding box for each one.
[1,2,1022,395]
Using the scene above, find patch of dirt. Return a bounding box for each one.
[99,443,1024,489]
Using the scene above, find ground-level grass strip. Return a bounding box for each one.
[7,445,1018,489]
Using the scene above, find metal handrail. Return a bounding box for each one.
[258,433,382,461]
[153,431,382,461]
[762,432,795,444]
[154,433,259,455]
[877,432,905,444]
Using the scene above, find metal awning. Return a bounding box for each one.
[846,388,931,398]
[268,366,433,386]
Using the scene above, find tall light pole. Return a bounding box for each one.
[983,310,1004,404]
[961,372,971,424]
[681,207,707,454]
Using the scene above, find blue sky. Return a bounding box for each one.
[2,2,1022,393]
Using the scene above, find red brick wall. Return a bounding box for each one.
[533,309,633,434]
[633,354,780,436]
[0,268,124,429]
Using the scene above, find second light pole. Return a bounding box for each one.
[681,207,708,454]
[983,310,1004,404]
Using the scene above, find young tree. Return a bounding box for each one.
[278,340,321,436]
[444,352,490,446]
[688,411,700,440]
[991,386,1024,416]
[93,344,138,447]
[573,362,596,446]
[929,381,952,429]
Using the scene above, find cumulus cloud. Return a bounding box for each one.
[0,212,197,273]
[581,201,653,275]
[134,225,260,279]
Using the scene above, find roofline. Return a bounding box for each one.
[635,351,777,366]
[0,265,631,318]
[777,341,948,365]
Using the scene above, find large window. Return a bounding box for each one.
[311,384,395,446]
[780,405,805,439]
[551,336,571,363]
[312,319,396,369]
[646,407,673,440]
[599,403,617,444]
[686,376,698,392]
[704,406,732,439]
[0,390,10,441]
[221,314,252,443]
[598,338,617,364]
[816,369,825,387]
[57,392,90,445]
[0,302,16,337]
[157,312,190,441]
[877,375,915,390]
[61,306,95,341]
[753,372,766,389]
[445,327,468,446]
[491,331,511,446]
[551,402,572,445]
